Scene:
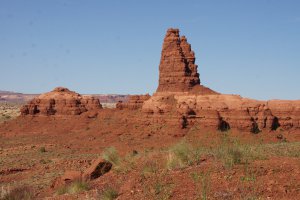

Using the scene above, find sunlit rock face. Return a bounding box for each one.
[142,28,300,132]
[21,87,102,116]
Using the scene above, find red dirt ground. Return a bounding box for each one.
[0,108,300,199]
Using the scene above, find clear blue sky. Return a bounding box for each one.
[0,0,299,100]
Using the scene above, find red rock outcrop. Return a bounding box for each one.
[82,158,112,181]
[21,87,102,116]
[156,28,217,94]
[267,100,300,130]
[51,170,82,189]
[142,28,300,132]
[51,158,112,189]
[143,92,300,132]
[116,94,151,110]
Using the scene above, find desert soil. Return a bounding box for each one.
[0,102,21,123]
[0,108,300,200]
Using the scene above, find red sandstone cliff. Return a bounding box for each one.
[142,28,300,132]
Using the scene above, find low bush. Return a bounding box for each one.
[166,140,202,170]
[39,146,46,153]
[101,187,118,200]
[101,147,120,167]
[56,180,89,195]
[191,171,210,200]
[141,160,159,178]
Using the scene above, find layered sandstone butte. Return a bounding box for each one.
[142,28,300,132]
[156,28,217,94]
[116,94,151,110]
[21,87,102,116]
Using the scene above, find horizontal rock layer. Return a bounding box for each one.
[116,94,151,110]
[142,94,300,132]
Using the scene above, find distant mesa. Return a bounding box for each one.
[21,87,102,116]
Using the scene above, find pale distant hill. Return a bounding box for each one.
[0,90,22,95]
[0,90,129,104]
[0,90,38,103]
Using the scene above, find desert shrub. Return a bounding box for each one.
[240,161,256,182]
[56,180,89,195]
[121,152,140,172]
[39,159,52,164]
[68,181,89,194]
[141,159,159,178]
[191,171,210,200]
[101,187,118,200]
[147,177,173,200]
[262,142,300,158]
[101,147,120,166]
[4,115,11,119]
[212,134,268,168]
[166,140,202,170]
[39,146,46,153]
[153,181,173,199]
[228,148,243,165]
[56,186,68,195]
[1,186,33,200]
[101,147,140,174]
[213,135,245,168]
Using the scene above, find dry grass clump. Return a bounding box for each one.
[1,186,33,200]
[166,140,203,170]
[191,171,210,200]
[101,147,139,174]
[101,147,120,167]
[56,180,89,195]
[141,159,159,178]
[262,142,300,158]
[100,187,119,200]
[199,133,269,168]
[39,146,46,153]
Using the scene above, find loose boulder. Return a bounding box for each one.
[51,170,82,189]
[82,158,112,181]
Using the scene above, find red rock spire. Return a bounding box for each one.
[156,28,201,92]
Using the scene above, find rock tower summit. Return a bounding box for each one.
[156,28,217,94]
